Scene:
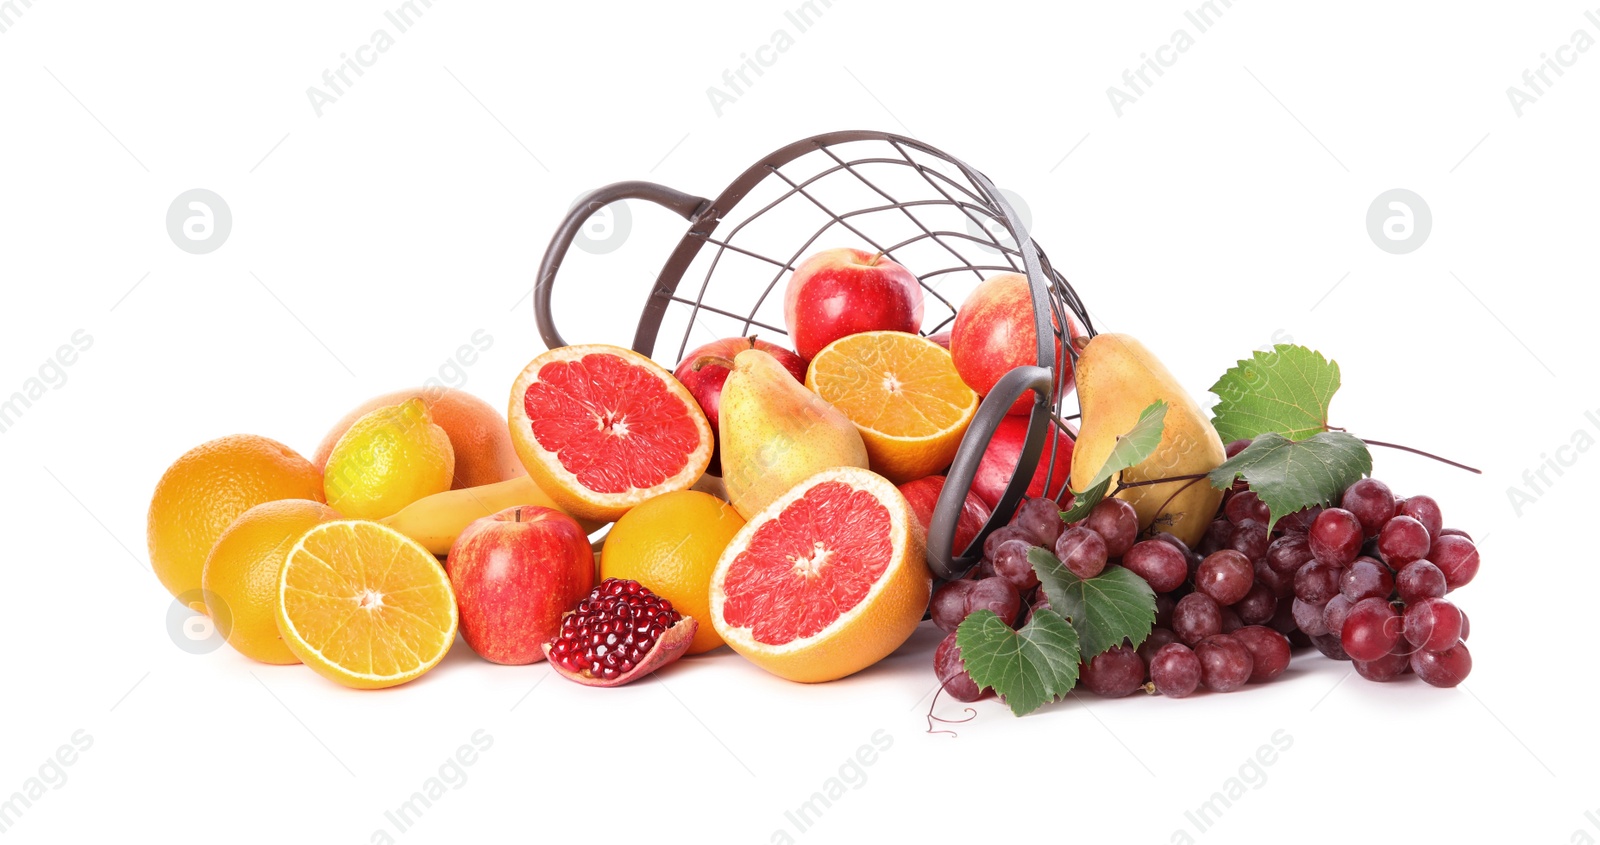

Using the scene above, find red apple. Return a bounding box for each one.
[783,248,925,360]
[898,475,992,559]
[926,330,952,350]
[970,415,1076,509]
[674,336,806,476]
[951,272,1085,416]
[446,505,595,665]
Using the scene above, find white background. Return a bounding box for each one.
[2,1,1595,842]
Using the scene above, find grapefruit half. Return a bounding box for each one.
[709,466,930,683]
[509,344,713,523]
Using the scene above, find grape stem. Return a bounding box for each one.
[1115,473,1208,491]
[925,682,977,738]
[1358,438,1481,474]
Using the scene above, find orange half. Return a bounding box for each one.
[276,520,458,689]
[805,331,979,484]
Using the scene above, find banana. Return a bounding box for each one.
[380,474,606,555]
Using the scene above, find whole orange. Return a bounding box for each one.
[147,435,325,606]
[313,387,523,490]
[599,490,745,654]
[202,499,340,663]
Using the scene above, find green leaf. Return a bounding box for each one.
[1209,345,1341,442]
[1059,476,1111,524]
[1074,401,1168,495]
[956,609,1081,717]
[1030,549,1156,658]
[1208,432,1373,531]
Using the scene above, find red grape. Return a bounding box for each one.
[966,578,1021,626]
[1354,641,1410,682]
[1225,491,1270,525]
[1235,581,1278,625]
[935,632,987,701]
[1011,495,1065,547]
[1309,508,1363,566]
[1137,627,1179,666]
[1292,597,1331,637]
[1196,550,1254,605]
[1123,539,1187,593]
[930,580,977,633]
[1410,641,1471,687]
[1084,498,1138,558]
[1150,643,1203,698]
[1081,644,1146,697]
[1198,518,1234,556]
[1195,634,1253,692]
[1428,535,1480,591]
[1341,597,1401,662]
[1377,515,1431,567]
[1266,533,1314,574]
[1231,625,1292,683]
[1404,598,1464,653]
[1227,519,1269,561]
[1322,594,1355,637]
[983,525,1029,560]
[1054,525,1108,580]
[1340,478,1396,538]
[1310,632,1351,660]
[1396,560,1446,604]
[1254,556,1295,600]
[1275,505,1323,535]
[1173,593,1223,645]
[1399,495,1443,540]
[1294,560,1345,605]
[991,539,1041,591]
[1340,557,1395,602]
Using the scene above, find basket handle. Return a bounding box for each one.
[533,180,712,350]
[926,364,1057,581]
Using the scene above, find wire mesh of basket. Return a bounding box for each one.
[533,130,1096,581]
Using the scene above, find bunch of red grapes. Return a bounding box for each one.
[932,439,1480,703]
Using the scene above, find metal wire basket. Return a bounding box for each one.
[532,130,1096,581]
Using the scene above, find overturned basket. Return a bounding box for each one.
[532,130,1095,581]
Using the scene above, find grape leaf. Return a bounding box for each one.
[956,608,1080,717]
[1059,476,1111,524]
[1207,432,1372,531]
[1209,345,1340,442]
[1076,400,1168,494]
[1058,400,1167,525]
[1030,549,1156,658]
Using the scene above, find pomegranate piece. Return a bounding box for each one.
[545,578,697,687]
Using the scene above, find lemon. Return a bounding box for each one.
[324,398,455,520]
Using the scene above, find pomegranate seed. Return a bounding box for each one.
[550,578,682,680]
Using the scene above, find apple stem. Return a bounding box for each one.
[690,354,736,372]
[867,251,885,266]
[1359,438,1481,474]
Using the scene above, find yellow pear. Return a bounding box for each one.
[717,349,870,520]
[1069,333,1225,547]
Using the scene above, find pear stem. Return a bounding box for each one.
[690,354,736,372]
